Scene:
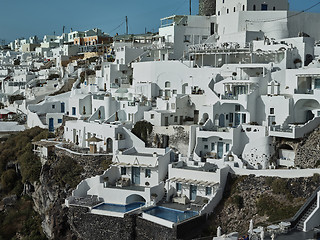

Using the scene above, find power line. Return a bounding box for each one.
[108,21,125,34]
[246,1,320,23]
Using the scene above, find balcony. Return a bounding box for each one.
[221,94,238,100]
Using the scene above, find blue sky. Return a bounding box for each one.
[0,0,319,42]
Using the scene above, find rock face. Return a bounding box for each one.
[32,149,111,239]
[205,174,320,236]
[295,127,320,168]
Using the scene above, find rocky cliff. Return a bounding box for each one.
[32,150,112,239]
[203,174,320,236]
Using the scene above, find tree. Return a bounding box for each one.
[132,120,153,143]
[1,169,18,192]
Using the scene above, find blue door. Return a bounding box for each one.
[217,142,223,159]
[49,118,54,132]
[235,113,241,126]
[190,185,197,201]
[61,102,65,113]
[132,167,140,185]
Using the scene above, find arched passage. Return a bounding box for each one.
[106,138,113,153]
[294,99,320,123]
[278,144,295,165]
[126,194,146,204]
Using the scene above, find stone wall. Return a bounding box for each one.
[68,206,207,240]
[199,0,216,16]
[135,217,176,240]
[68,206,135,240]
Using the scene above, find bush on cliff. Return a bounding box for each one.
[53,156,83,188]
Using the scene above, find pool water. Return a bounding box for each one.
[144,206,198,223]
[93,202,145,213]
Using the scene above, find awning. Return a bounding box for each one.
[168,177,217,187]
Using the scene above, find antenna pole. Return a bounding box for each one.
[189,0,192,15]
[125,16,128,35]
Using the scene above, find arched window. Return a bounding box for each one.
[273,6,276,10]
[243,5,245,11]
[165,81,171,88]
[234,7,236,12]
[218,11,221,16]
[253,5,256,11]
[227,9,229,14]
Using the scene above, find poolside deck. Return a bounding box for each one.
[157,201,201,212]
[68,195,103,207]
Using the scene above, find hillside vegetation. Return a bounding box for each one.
[0,127,54,240]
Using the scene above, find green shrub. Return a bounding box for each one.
[231,195,244,209]
[312,173,320,183]
[271,178,288,195]
[257,194,301,222]
[53,156,83,188]
[1,169,19,193]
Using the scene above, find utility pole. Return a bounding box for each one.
[189,0,192,15]
[63,26,65,34]
[125,16,128,35]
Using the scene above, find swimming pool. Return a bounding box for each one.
[93,202,145,213]
[144,206,198,223]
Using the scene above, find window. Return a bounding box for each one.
[242,114,246,123]
[226,114,229,120]
[315,79,320,89]
[202,138,208,142]
[176,183,182,191]
[174,116,178,122]
[72,107,76,115]
[184,35,191,42]
[58,119,62,123]
[151,114,154,119]
[204,145,208,149]
[173,90,177,94]
[235,105,240,112]
[227,9,229,14]
[226,143,230,152]
[273,6,276,10]
[229,113,233,123]
[270,108,275,114]
[171,103,175,109]
[206,187,212,195]
[121,167,126,175]
[165,81,171,88]
[233,7,236,12]
[253,5,256,11]
[52,104,55,109]
[243,5,245,11]
[218,11,221,16]
[145,169,151,178]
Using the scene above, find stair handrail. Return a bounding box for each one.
[290,185,320,228]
